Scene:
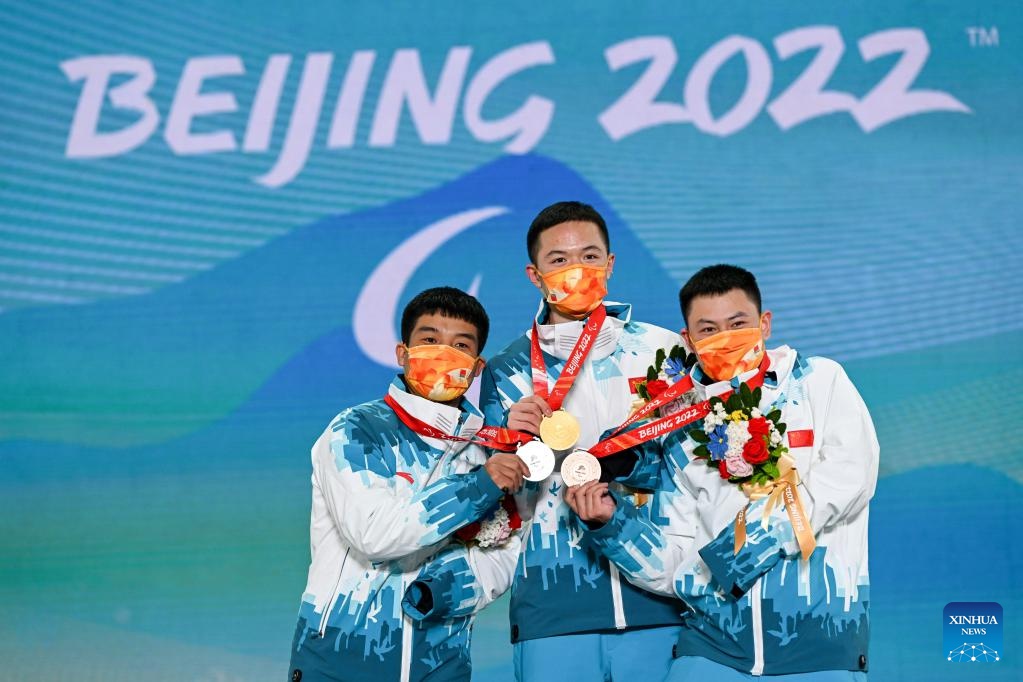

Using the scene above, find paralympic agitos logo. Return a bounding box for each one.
[60,26,969,188]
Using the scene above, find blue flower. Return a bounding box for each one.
[707,425,728,461]
[665,356,687,380]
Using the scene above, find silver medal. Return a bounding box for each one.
[516,440,556,482]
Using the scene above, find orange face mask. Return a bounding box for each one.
[539,264,608,318]
[401,344,481,402]
[692,325,765,382]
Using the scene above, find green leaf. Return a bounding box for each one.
[740,382,753,405]
[638,385,649,401]
[690,429,710,443]
[725,393,743,413]
[647,366,658,381]
[709,396,724,409]
[693,445,709,458]
[766,408,782,423]
[752,386,762,406]
[655,347,666,367]
[776,423,787,435]
[762,461,780,479]
[669,345,684,360]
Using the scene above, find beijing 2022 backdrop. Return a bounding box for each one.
[0,1,1020,680]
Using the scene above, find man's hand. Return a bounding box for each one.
[507,395,552,435]
[484,453,531,493]
[565,481,616,525]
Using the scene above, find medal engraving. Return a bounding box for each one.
[539,410,580,451]
[516,440,556,482]
[560,450,601,486]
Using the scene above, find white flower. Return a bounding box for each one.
[751,407,762,418]
[724,420,751,461]
[475,508,513,548]
[726,420,751,446]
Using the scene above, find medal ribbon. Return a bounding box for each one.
[530,304,607,411]
[384,394,531,452]
[588,355,772,458]
[733,452,816,561]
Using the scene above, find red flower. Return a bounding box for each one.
[743,437,769,465]
[502,494,522,530]
[646,379,670,398]
[718,460,730,479]
[747,417,770,439]
[456,521,481,542]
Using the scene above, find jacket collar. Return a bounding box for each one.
[387,376,483,439]
[530,301,630,362]
[690,345,797,399]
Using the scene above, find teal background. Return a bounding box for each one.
[1,1,1021,680]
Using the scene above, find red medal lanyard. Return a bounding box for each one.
[384,394,530,452]
[588,355,772,458]
[530,304,607,409]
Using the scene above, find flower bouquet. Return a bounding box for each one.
[634,344,694,416]
[689,382,788,488]
[454,494,522,548]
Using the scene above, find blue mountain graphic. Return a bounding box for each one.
[0,154,681,478]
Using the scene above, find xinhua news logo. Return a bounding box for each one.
[944,602,1002,663]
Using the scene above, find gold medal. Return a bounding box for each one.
[539,410,580,451]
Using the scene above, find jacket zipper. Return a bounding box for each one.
[400,573,414,682]
[582,355,628,631]
[750,578,765,675]
[609,563,627,629]
[318,548,350,637]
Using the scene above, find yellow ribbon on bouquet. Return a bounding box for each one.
[733,453,816,561]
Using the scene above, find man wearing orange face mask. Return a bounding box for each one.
[566,265,879,681]
[288,287,531,682]
[462,202,684,681]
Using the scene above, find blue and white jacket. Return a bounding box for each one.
[291,377,518,681]
[472,302,685,642]
[585,346,879,675]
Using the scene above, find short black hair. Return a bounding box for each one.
[400,287,490,352]
[679,264,762,326]
[526,201,610,263]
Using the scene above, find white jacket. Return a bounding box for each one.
[586,347,879,675]
[477,302,686,642]
[291,378,519,681]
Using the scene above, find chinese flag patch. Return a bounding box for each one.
[787,430,814,448]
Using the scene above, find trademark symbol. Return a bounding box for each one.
[966,26,999,47]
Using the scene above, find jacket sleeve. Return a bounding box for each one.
[699,361,880,596]
[401,532,522,621]
[798,362,879,537]
[598,427,665,489]
[580,437,698,599]
[313,418,504,562]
